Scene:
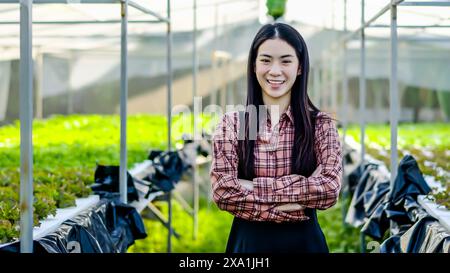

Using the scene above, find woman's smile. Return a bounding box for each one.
[266,79,286,89]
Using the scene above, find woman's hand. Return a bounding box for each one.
[238,179,254,191]
[273,165,322,212]
[274,203,304,212]
[311,164,322,177]
[239,166,321,212]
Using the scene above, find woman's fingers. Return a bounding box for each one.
[311,165,322,177]
[274,203,304,212]
[238,179,254,191]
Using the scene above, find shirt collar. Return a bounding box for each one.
[284,105,294,124]
[263,105,294,124]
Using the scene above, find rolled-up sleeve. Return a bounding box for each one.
[210,113,262,220]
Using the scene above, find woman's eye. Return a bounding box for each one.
[282,60,292,64]
[260,59,270,63]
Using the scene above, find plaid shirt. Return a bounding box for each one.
[210,106,342,222]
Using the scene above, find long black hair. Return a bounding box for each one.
[237,22,324,179]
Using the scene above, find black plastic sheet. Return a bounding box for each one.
[360,155,432,240]
[145,150,189,192]
[345,162,389,228]
[380,214,450,253]
[91,165,140,202]
[0,198,147,253]
[344,154,448,252]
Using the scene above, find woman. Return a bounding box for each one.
[210,23,342,253]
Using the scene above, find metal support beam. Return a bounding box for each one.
[399,1,450,6]
[0,20,161,24]
[359,0,366,174]
[166,0,173,254]
[0,0,169,22]
[390,0,399,193]
[1,0,119,3]
[342,0,348,148]
[128,0,169,23]
[211,3,219,106]
[192,0,199,240]
[19,0,34,254]
[35,49,43,119]
[341,0,349,225]
[370,24,450,28]
[119,0,128,204]
[313,66,320,107]
[341,0,404,43]
[331,55,337,118]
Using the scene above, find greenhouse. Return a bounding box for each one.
[0,0,448,257]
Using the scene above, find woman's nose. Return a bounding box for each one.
[269,63,282,75]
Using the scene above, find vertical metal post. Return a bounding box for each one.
[341,0,349,224]
[35,49,43,119]
[220,59,226,111]
[331,0,337,117]
[120,0,128,204]
[342,0,348,146]
[359,0,366,174]
[166,0,173,253]
[19,0,34,253]
[67,51,74,115]
[331,56,337,118]
[314,66,320,107]
[321,56,328,111]
[211,3,218,106]
[192,0,199,240]
[390,0,399,191]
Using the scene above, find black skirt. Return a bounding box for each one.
[225,209,329,253]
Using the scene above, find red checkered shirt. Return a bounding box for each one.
[210,106,342,222]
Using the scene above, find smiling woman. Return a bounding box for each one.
[255,38,301,122]
[210,22,342,253]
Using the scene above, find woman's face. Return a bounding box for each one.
[255,38,300,104]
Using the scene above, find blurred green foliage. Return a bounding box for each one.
[0,113,216,243]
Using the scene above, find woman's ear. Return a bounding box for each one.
[297,67,302,75]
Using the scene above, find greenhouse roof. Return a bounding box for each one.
[0,0,448,48]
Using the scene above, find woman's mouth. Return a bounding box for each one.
[267,79,286,89]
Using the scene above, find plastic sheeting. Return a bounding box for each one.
[142,138,211,194]
[0,198,147,253]
[91,164,140,202]
[381,214,450,253]
[345,155,449,253]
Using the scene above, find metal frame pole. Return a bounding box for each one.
[331,54,337,117]
[313,66,319,107]
[359,0,366,175]
[19,0,34,253]
[359,0,366,254]
[331,0,337,118]
[192,0,199,240]
[67,51,74,114]
[119,0,128,204]
[35,48,43,119]
[390,0,399,192]
[342,0,348,150]
[341,0,349,225]
[166,0,173,253]
[211,3,218,106]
